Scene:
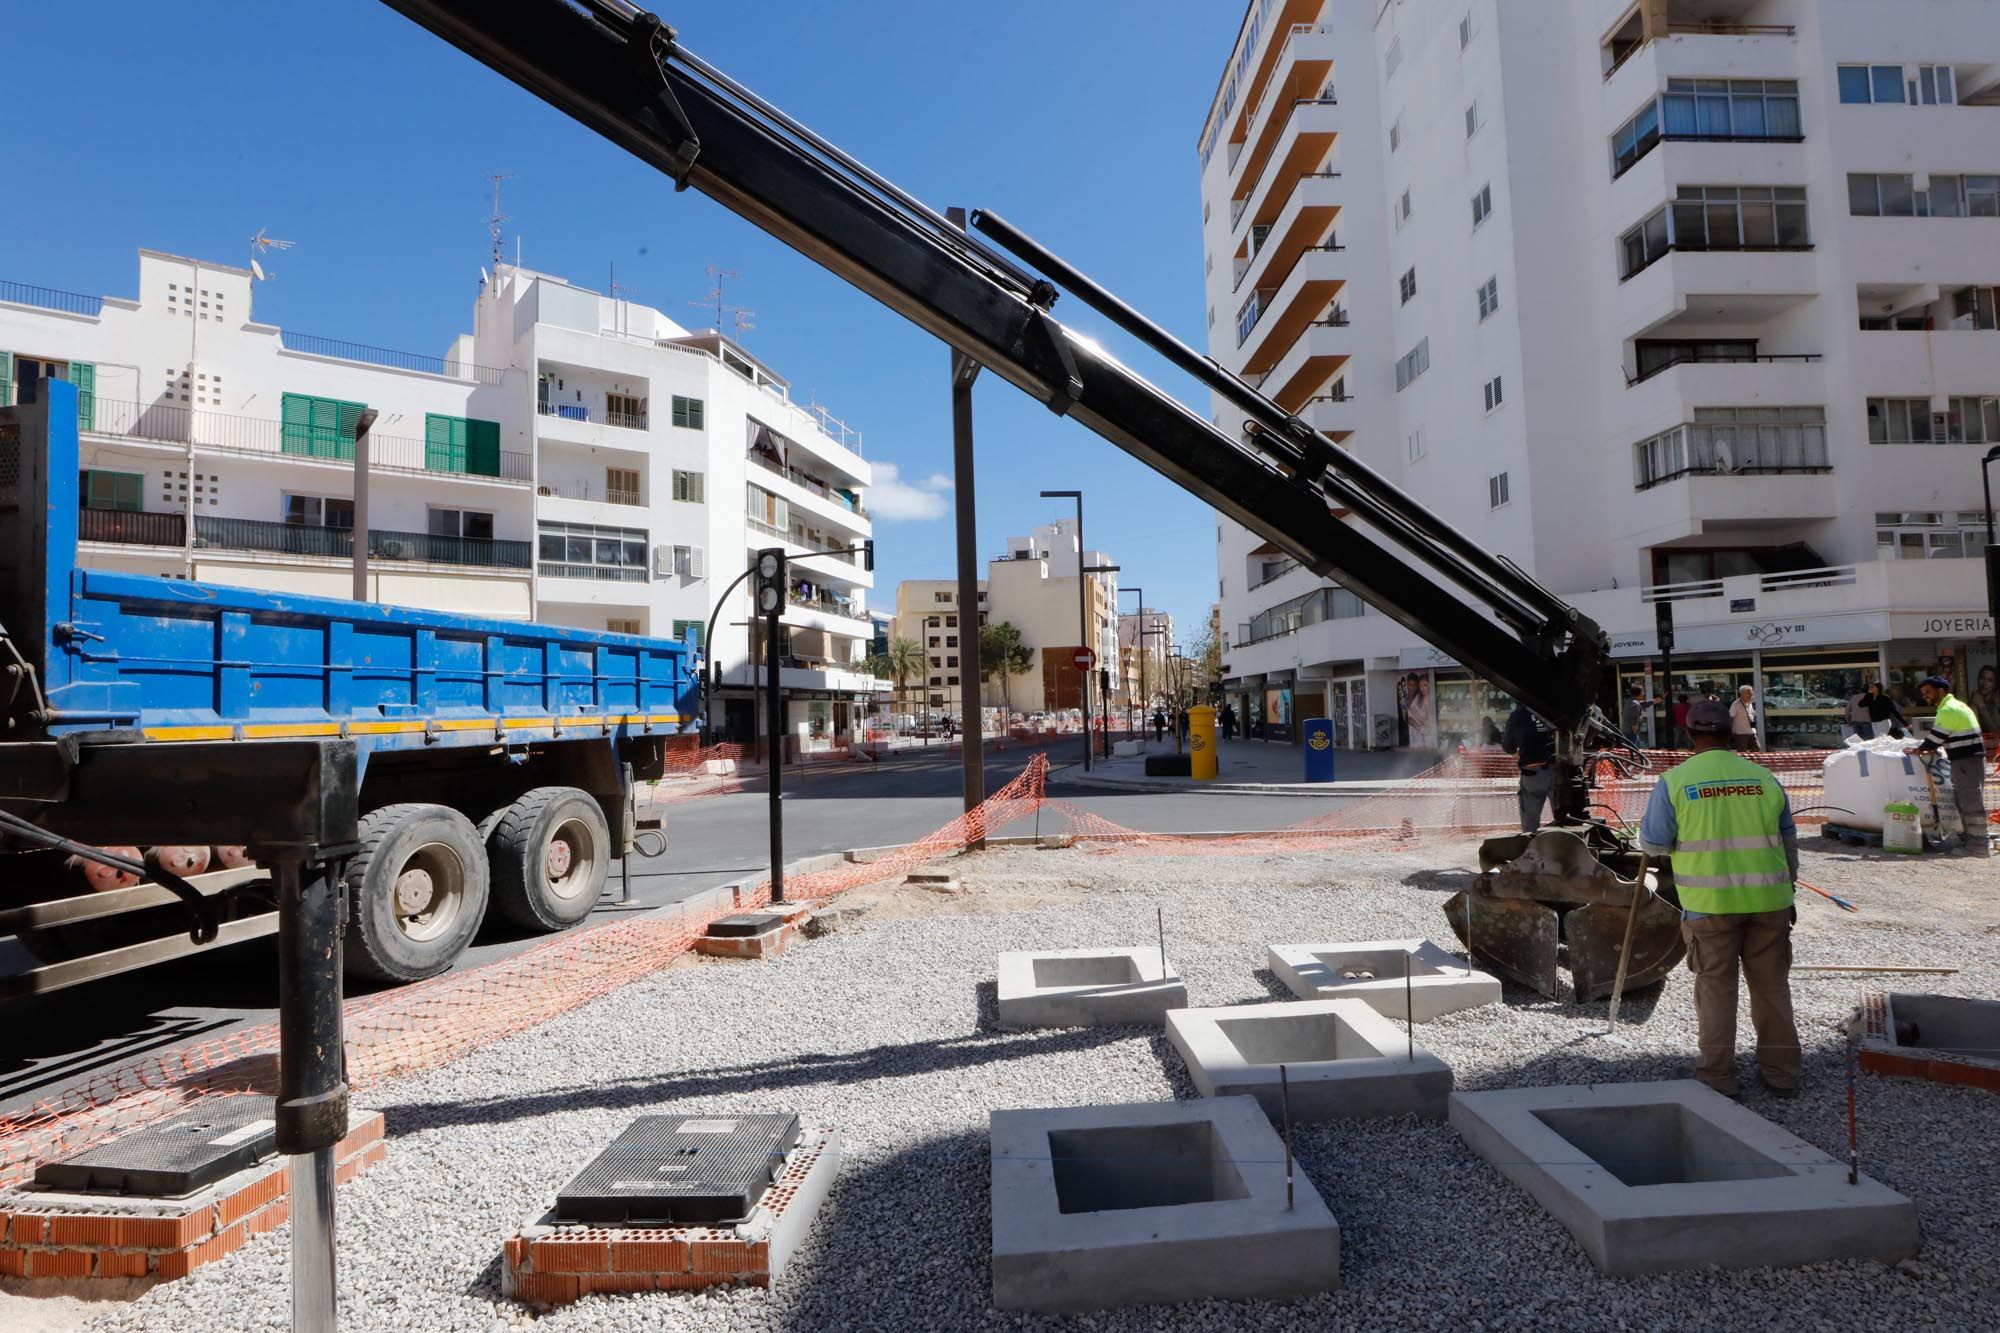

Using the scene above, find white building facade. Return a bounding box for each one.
[1198,0,2000,751]
[0,250,885,747]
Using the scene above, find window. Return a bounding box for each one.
[1851,173,2000,217]
[671,468,705,503]
[1839,65,1911,104]
[1951,285,1999,331]
[1459,14,1472,49]
[1397,188,1412,226]
[671,544,705,578]
[1389,118,1402,152]
[1407,427,1426,462]
[1471,183,1492,226]
[746,484,788,531]
[282,494,354,529]
[429,508,494,541]
[605,392,648,429]
[1623,187,1809,278]
[1399,267,1417,304]
[927,635,940,648]
[1488,472,1510,508]
[607,618,641,636]
[1869,396,2000,444]
[945,615,958,628]
[605,467,641,506]
[1915,64,1955,105]
[946,656,959,669]
[1483,376,1503,411]
[930,656,942,670]
[1633,407,1829,486]
[537,521,649,582]
[945,635,958,648]
[281,392,367,460]
[1634,339,1759,380]
[670,395,705,429]
[1385,35,1402,80]
[1477,276,1500,320]
[1875,511,1987,560]
[1394,337,1431,392]
[934,591,952,604]
[80,469,143,512]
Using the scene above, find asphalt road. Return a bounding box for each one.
[0,738,1354,1117]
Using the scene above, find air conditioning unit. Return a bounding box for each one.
[378,539,409,559]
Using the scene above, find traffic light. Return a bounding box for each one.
[754,547,787,616]
[862,538,875,572]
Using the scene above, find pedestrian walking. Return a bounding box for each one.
[1621,686,1649,747]
[1912,674,1990,855]
[1219,702,1237,740]
[1864,680,1907,737]
[1846,686,1875,741]
[1670,693,1691,748]
[1501,703,1558,834]
[1640,698,1800,1099]
[1729,684,1758,751]
[1152,709,1166,743]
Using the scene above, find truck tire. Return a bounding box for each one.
[343,804,489,983]
[480,787,610,932]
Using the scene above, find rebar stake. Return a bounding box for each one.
[1279,1063,1294,1210]
[1846,1023,1860,1185]
[1405,950,1414,1061]
[1157,905,1166,979]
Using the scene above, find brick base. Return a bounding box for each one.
[693,920,802,960]
[0,1107,385,1282]
[504,1130,839,1305]
[1856,991,2000,1092]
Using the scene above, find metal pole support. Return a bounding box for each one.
[273,858,348,1333]
[765,607,785,903]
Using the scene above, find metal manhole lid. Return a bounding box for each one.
[34,1097,279,1198]
[555,1112,801,1225]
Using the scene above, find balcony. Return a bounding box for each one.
[83,398,531,484]
[79,508,531,570]
[785,586,869,627]
[1602,3,1796,82]
[1234,177,1342,298]
[1230,99,1340,233]
[1236,248,1346,376]
[536,400,648,432]
[1230,26,1337,191]
[748,449,870,525]
[1258,310,1352,413]
[280,331,507,386]
[1627,348,1821,386]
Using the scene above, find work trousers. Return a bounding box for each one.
[1681,909,1799,1095]
[1517,765,1556,833]
[1950,756,1990,853]
[1731,733,1755,751]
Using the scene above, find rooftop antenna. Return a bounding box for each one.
[691,264,755,340]
[248,227,294,282]
[610,261,637,336]
[486,171,514,268]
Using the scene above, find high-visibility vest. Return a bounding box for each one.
[1925,693,1984,761]
[1661,749,1794,915]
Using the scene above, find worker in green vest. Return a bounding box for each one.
[1638,697,1800,1098]
[1913,674,1990,856]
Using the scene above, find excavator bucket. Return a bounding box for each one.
[1446,828,1684,1002]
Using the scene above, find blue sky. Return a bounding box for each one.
[0,0,1242,644]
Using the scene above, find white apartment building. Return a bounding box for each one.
[0,249,885,747]
[1198,0,2000,752]
[1117,609,1176,713]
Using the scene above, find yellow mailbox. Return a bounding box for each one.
[1189,704,1218,781]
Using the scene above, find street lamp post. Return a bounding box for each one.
[1118,586,1142,737]
[349,407,378,601]
[1982,445,2000,685]
[1083,562,1121,762]
[1040,490,1092,769]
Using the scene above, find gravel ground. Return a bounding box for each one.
[71,838,2000,1332]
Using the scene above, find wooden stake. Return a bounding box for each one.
[1604,852,1649,1037]
[1279,1063,1294,1210]
[1794,964,1958,975]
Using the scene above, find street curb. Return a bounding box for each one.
[1051,771,1403,798]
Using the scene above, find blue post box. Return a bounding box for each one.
[1302,717,1335,782]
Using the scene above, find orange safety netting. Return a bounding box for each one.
[0,755,1050,1189]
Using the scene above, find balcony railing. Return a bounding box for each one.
[748,450,869,519]
[280,331,507,385]
[1634,425,1830,489]
[1238,585,1366,646]
[83,399,531,483]
[1643,563,1855,604]
[80,508,530,569]
[536,401,650,432]
[786,589,868,623]
[0,278,104,318]
[537,478,644,506]
[1666,22,1796,37]
[1628,351,1821,386]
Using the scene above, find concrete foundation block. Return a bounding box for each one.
[1166,999,1451,1120]
[1854,991,2000,1093]
[990,1097,1339,1312]
[1449,1080,1920,1275]
[996,948,1186,1029]
[1268,938,1499,1021]
[1111,739,1146,757]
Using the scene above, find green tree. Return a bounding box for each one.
[979,621,1034,719]
[866,637,926,722]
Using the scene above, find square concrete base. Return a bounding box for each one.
[1450,1080,1920,1275]
[996,948,1186,1029]
[504,1130,840,1304]
[991,1098,1338,1312]
[1855,991,2000,1093]
[1268,938,1499,1021]
[1166,1000,1451,1120]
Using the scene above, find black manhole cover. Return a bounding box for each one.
[555,1113,802,1225]
[706,912,786,938]
[35,1097,278,1198]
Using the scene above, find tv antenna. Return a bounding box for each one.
[486,172,514,268]
[248,228,294,282]
[691,265,754,339]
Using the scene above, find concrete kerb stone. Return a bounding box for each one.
[989,1096,1339,1313]
[995,948,1188,1030]
[1165,999,1451,1121]
[1268,938,1500,1021]
[1448,1080,1920,1276]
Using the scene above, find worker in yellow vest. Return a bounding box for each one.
[1638,697,1800,1099]
[1913,674,1990,856]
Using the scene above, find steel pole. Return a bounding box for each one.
[765,607,785,903]
[1076,495,1090,771]
[350,410,377,602]
[948,208,986,833]
[274,858,347,1333]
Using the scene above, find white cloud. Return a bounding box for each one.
[868,462,953,521]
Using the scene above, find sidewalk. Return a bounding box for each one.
[1055,737,1449,796]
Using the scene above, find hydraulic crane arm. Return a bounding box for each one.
[380,0,1613,741]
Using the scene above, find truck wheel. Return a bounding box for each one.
[343,804,489,983]
[480,787,610,932]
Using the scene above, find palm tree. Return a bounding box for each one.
[867,637,926,727]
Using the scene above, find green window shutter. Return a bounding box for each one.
[688,397,705,430]
[281,392,314,455]
[424,413,457,471]
[0,352,11,406]
[82,469,142,511]
[672,395,705,429]
[68,362,95,431]
[465,418,500,476]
